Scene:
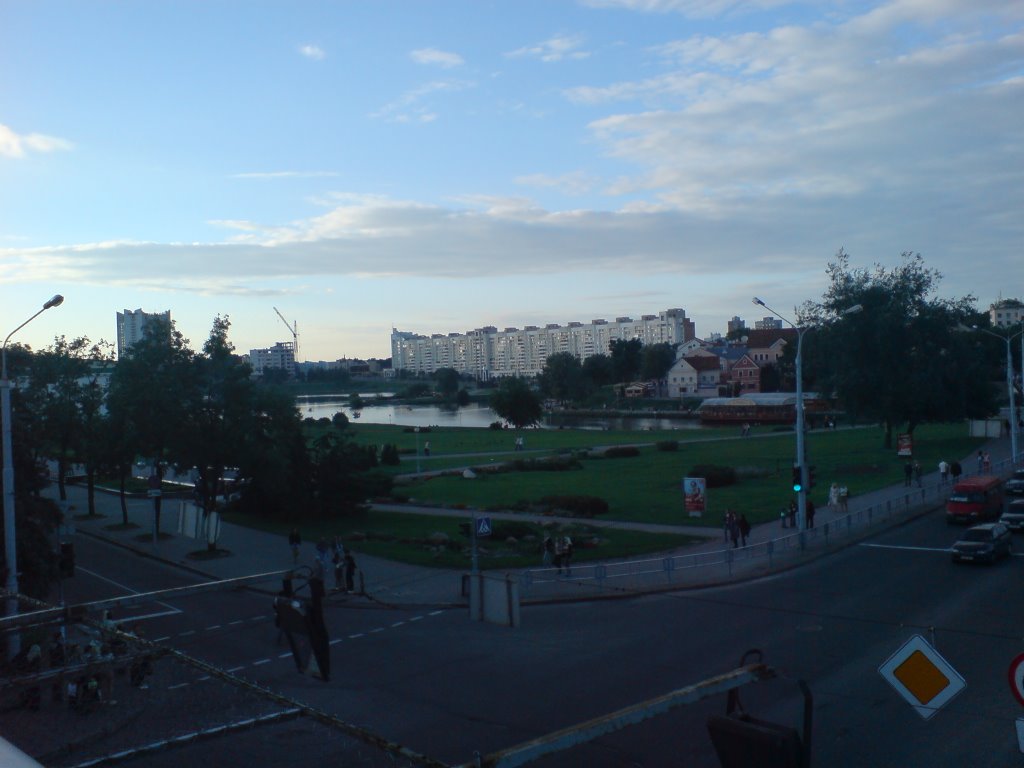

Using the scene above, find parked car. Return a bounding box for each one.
[950,522,1012,564]
[1006,469,1024,497]
[1000,499,1024,531]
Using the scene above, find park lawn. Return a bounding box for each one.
[398,423,985,528]
[222,509,699,570]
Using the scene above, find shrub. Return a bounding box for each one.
[689,464,737,488]
[538,495,610,518]
[489,421,504,430]
[655,440,679,452]
[603,446,640,459]
[380,444,401,466]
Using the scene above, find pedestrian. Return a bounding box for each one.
[913,461,923,488]
[838,485,849,513]
[738,514,751,547]
[288,527,301,564]
[904,460,913,487]
[424,441,431,457]
[723,510,731,543]
[542,535,554,567]
[787,499,797,529]
[331,536,344,590]
[982,451,992,473]
[554,536,566,574]
[728,513,740,548]
[977,450,984,474]
[950,460,962,483]
[806,498,816,528]
[828,483,840,513]
[562,536,574,575]
[343,549,357,593]
[938,460,949,485]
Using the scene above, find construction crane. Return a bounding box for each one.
[273,307,299,362]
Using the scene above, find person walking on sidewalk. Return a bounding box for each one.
[343,549,357,593]
[914,461,923,488]
[738,514,751,547]
[806,498,816,528]
[904,460,914,487]
[787,499,797,529]
[288,527,301,564]
[828,483,840,513]
[938,460,949,485]
[951,460,962,483]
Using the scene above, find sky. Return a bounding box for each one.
[2,0,1022,362]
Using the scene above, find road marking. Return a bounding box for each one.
[428,610,444,616]
[227,666,245,673]
[410,616,423,622]
[329,638,343,645]
[120,610,181,623]
[206,625,221,631]
[348,633,364,639]
[168,683,190,690]
[197,675,211,681]
[252,659,270,666]
[391,622,405,628]
[153,636,170,643]
[859,543,952,553]
[370,627,385,633]
[278,652,291,659]
[77,566,183,616]
[229,620,244,626]
[179,630,196,636]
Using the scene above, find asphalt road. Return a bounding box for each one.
[14,501,1024,767]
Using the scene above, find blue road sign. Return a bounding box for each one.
[476,517,492,537]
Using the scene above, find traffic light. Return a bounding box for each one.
[808,465,817,489]
[791,466,803,492]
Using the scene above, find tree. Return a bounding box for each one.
[610,338,643,383]
[804,250,995,447]
[582,353,614,389]
[539,352,587,404]
[489,377,543,429]
[641,343,676,396]
[434,367,460,400]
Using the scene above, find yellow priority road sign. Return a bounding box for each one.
[879,634,966,720]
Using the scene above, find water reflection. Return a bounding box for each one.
[296,395,705,431]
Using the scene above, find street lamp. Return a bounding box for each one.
[2,294,64,660]
[972,325,1023,466]
[753,297,862,531]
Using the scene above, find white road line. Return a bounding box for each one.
[348,633,364,639]
[859,543,952,553]
[120,610,181,623]
[278,652,291,659]
[153,636,170,643]
[77,566,183,616]
[206,625,221,631]
[229,620,244,625]
[227,666,245,673]
[370,627,385,633]
[167,683,190,690]
[391,622,405,628]
[428,610,443,616]
[252,659,271,666]
[410,616,423,622]
[197,676,211,681]
[329,638,343,645]
[179,630,196,637]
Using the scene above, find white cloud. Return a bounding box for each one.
[299,44,326,60]
[506,34,591,62]
[0,124,73,158]
[515,171,601,195]
[579,0,794,17]
[410,48,465,68]
[370,80,473,122]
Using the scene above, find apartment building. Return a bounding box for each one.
[248,342,296,377]
[391,308,696,378]
[116,308,171,359]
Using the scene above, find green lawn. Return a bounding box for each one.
[396,423,984,529]
[222,509,699,569]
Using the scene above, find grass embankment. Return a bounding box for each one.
[245,421,983,570]
[384,423,983,528]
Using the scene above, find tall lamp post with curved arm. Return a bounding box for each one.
[972,324,1023,467]
[753,297,862,531]
[2,294,64,659]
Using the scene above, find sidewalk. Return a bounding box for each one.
[53,438,1015,609]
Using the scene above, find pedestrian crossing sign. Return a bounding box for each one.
[476,517,492,537]
[879,634,965,720]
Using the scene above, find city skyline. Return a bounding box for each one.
[2,1,1022,360]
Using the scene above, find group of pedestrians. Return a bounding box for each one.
[542,535,574,574]
[723,510,752,547]
[288,529,358,593]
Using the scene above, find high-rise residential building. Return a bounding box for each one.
[391,308,696,378]
[248,342,297,377]
[727,316,746,335]
[116,308,171,359]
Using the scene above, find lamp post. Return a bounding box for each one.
[3,294,64,660]
[753,298,862,531]
[414,426,421,474]
[972,325,1022,466]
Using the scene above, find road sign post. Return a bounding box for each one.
[879,634,966,720]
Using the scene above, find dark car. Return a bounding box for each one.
[1000,498,1024,531]
[951,522,1012,564]
[1006,469,1024,497]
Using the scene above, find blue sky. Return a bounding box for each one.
[2,0,1022,360]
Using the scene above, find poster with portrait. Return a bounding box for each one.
[683,476,706,517]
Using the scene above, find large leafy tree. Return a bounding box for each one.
[641,342,676,396]
[106,318,195,532]
[489,376,543,429]
[434,367,460,400]
[539,352,588,404]
[803,251,994,447]
[582,353,614,389]
[610,338,643,383]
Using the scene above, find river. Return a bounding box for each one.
[295,395,707,431]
